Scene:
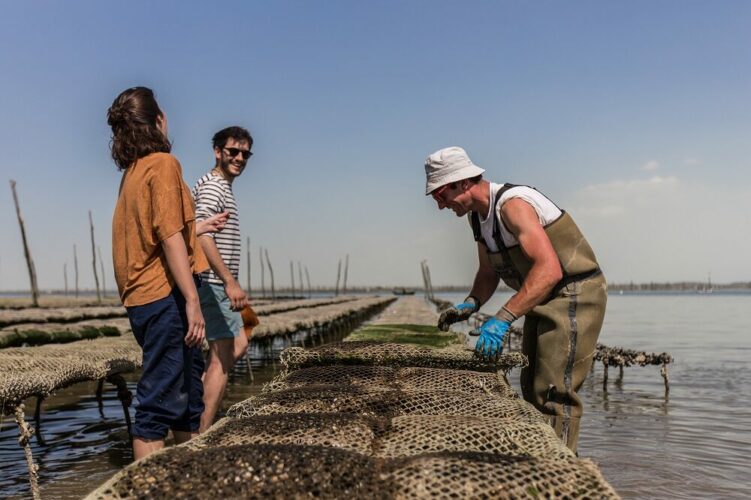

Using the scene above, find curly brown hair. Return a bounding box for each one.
[107,87,171,170]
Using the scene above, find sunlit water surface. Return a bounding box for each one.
[1,293,749,498]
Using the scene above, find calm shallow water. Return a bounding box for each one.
[446,290,751,499]
[2,293,750,498]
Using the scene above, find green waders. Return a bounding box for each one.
[470,184,607,452]
[521,274,607,452]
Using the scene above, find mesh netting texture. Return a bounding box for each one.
[252,297,394,338]
[375,415,573,460]
[0,306,127,328]
[91,444,391,499]
[90,444,616,500]
[88,334,618,498]
[186,414,381,455]
[227,386,545,423]
[0,336,141,413]
[281,341,527,373]
[0,298,361,327]
[265,365,518,399]
[186,413,571,461]
[387,452,618,499]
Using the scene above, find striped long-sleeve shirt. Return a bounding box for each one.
[192,172,241,285]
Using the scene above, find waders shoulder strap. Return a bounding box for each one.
[470,183,519,246]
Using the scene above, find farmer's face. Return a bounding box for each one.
[433,181,470,216]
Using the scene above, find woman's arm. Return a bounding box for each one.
[161,232,205,347]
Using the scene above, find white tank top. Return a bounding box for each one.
[478,183,562,251]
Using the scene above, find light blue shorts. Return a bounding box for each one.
[198,283,242,341]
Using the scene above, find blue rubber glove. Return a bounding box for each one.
[437,299,478,331]
[474,318,511,360]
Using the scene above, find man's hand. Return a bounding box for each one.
[184,298,206,347]
[437,298,479,331]
[225,279,249,311]
[474,318,511,360]
[196,211,229,236]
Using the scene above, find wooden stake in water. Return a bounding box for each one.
[297,261,304,299]
[424,261,434,300]
[335,259,342,297]
[14,404,41,500]
[342,254,349,295]
[289,261,295,298]
[89,210,101,303]
[246,236,251,297]
[265,248,275,299]
[73,244,79,298]
[9,180,39,307]
[420,260,429,298]
[305,266,311,298]
[259,246,266,298]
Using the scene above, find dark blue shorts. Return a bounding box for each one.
[127,285,205,440]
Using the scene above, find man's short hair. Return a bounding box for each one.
[212,126,253,150]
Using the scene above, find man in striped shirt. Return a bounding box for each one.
[192,126,253,432]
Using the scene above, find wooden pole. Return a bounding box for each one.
[97,246,106,298]
[289,261,295,298]
[246,237,251,297]
[342,254,349,295]
[297,262,304,299]
[305,266,311,298]
[264,248,275,299]
[63,263,68,295]
[420,260,428,298]
[88,211,101,303]
[424,261,434,300]
[259,246,266,298]
[73,244,79,299]
[335,259,341,297]
[9,180,39,307]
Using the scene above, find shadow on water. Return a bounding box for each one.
[0,320,360,500]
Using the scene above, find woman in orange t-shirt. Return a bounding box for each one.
[108,87,212,460]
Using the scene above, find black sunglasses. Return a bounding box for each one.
[224,147,253,160]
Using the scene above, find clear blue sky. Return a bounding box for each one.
[1,1,749,291]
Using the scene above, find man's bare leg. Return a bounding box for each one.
[133,437,164,461]
[173,430,200,445]
[234,331,249,362]
[200,338,235,433]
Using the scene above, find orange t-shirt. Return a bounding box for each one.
[112,152,209,307]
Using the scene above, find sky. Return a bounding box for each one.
[0,1,749,291]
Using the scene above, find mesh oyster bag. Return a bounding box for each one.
[227,385,545,423]
[266,364,517,399]
[281,342,527,373]
[187,413,569,461]
[89,444,393,500]
[0,336,140,413]
[373,415,573,460]
[186,413,381,455]
[88,445,616,500]
[385,452,619,499]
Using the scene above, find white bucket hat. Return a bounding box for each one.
[424,146,485,195]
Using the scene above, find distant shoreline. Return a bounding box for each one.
[1,280,750,298]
